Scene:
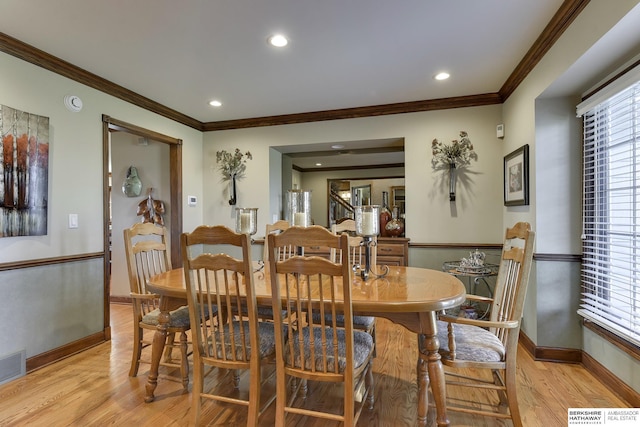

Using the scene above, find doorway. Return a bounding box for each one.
[102,115,183,326]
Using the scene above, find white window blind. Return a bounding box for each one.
[578,77,640,347]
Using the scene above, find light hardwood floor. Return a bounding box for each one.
[0,303,629,426]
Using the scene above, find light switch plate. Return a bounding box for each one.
[68,214,78,229]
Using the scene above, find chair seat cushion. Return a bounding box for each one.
[209,321,277,360]
[310,313,375,330]
[258,306,278,318]
[436,320,505,362]
[142,306,191,328]
[234,305,287,319]
[287,326,374,372]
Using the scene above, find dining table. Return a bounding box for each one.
[145,264,466,426]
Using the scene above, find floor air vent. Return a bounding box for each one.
[0,350,26,385]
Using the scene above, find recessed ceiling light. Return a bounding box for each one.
[434,72,450,81]
[268,34,288,47]
[209,100,222,107]
[331,144,345,149]
[315,163,322,166]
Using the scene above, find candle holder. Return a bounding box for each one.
[235,207,258,241]
[286,189,311,227]
[354,205,389,280]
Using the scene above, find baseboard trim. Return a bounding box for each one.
[26,331,107,373]
[582,351,640,407]
[110,295,132,304]
[519,331,640,407]
[519,330,582,363]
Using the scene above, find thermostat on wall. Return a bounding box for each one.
[188,195,197,206]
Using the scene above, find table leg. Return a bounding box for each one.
[144,308,170,403]
[417,312,450,427]
[416,341,429,426]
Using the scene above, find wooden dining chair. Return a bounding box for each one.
[437,222,535,427]
[330,219,363,265]
[331,218,356,235]
[123,222,190,388]
[263,220,291,262]
[268,225,375,425]
[182,225,277,426]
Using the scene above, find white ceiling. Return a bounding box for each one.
[0,0,562,123]
[2,1,639,169]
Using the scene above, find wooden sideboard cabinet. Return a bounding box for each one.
[303,243,331,259]
[376,237,409,266]
[304,236,409,267]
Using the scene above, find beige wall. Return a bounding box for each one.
[203,105,505,245]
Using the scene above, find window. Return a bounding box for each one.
[577,72,640,347]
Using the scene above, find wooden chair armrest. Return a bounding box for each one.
[438,313,519,329]
[130,292,159,301]
[465,294,493,304]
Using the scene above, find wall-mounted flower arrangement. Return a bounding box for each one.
[216,148,252,205]
[431,131,477,201]
[431,131,476,169]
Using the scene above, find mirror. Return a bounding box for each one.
[352,184,371,206]
[391,185,405,216]
[273,138,405,229]
[328,177,404,227]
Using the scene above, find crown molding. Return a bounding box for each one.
[293,162,405,173]
[499,0,590,101]
[201,93,502,131]
[0,32,201,130]
[0,1,587,131]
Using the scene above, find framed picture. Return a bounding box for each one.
[503,144,529,206]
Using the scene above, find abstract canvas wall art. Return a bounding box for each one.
[0,104,49,237]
